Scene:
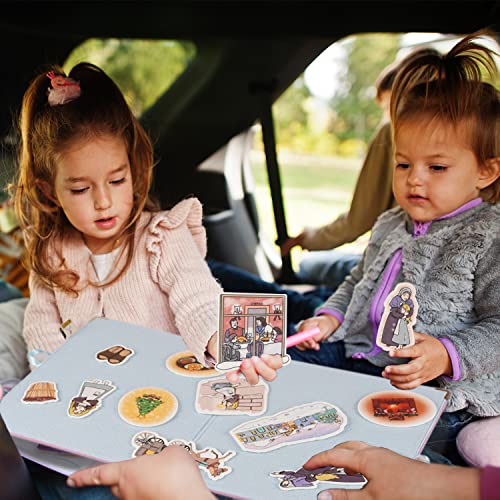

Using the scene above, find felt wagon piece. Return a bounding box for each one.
[130,433,235,481]
[131,431,168,457]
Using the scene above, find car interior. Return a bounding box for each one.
[1,1,499,286]
[0,3,499,496]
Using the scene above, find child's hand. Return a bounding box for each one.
[226,354,283,386]
[294,315,340,351]
[382,332,453,389]
[207,333,218,359]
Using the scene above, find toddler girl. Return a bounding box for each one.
[290,31,500,464]
[13,62,280,383]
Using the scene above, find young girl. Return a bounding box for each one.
[289,31,500,464]
[13,62,280,384]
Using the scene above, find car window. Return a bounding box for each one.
[249,31,499,271]
[250,33,399,269]
[0,38,196,205]
[64,38,196,117]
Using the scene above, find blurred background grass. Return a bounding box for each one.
[250,150,369,271]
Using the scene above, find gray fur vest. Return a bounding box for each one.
[325,203,500,416]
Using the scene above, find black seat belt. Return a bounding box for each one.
[254,81,298,284]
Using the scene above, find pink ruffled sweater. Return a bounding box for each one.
[23,197,222,364]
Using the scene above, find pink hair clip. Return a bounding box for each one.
[47,71,81,106]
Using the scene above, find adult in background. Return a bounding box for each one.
[281,46,440,289]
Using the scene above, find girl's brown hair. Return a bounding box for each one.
[390,30,500,203]
[12,62,159,295]
[374,46,440,101]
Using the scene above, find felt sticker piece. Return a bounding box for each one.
[357,390,437,427]
[270,466,367,490]
[165,351,221,378]
[230,402,347,453]
[195,376,269,416]
[132,431,169,457]
[67,379,116,418]
[168,439,236,481]
[130,434,235,480]
[22,381,58,404]
[216,292,290,371]
[118,387,178,427]
[376,282,419,351]
[96,345,135,365]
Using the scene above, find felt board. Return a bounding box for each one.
[0,318,449,499]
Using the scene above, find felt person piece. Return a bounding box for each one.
[270,465,366,490]
[68,379,116,418]
[376,282,419,351]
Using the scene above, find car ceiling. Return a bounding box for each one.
[2,1,499,203]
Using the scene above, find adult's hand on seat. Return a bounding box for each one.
[280,232,305,256]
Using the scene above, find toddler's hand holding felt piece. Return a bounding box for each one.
[382,332,453,389]
[293,315,340,351]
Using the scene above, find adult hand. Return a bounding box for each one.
[294,315,339,351]
[67,445,215,500]
[303,441,481,500]
[280,232,305,256]
[226,353,283,385]
[382,332,453,389]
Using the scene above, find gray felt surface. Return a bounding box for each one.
[0,318,449,499]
